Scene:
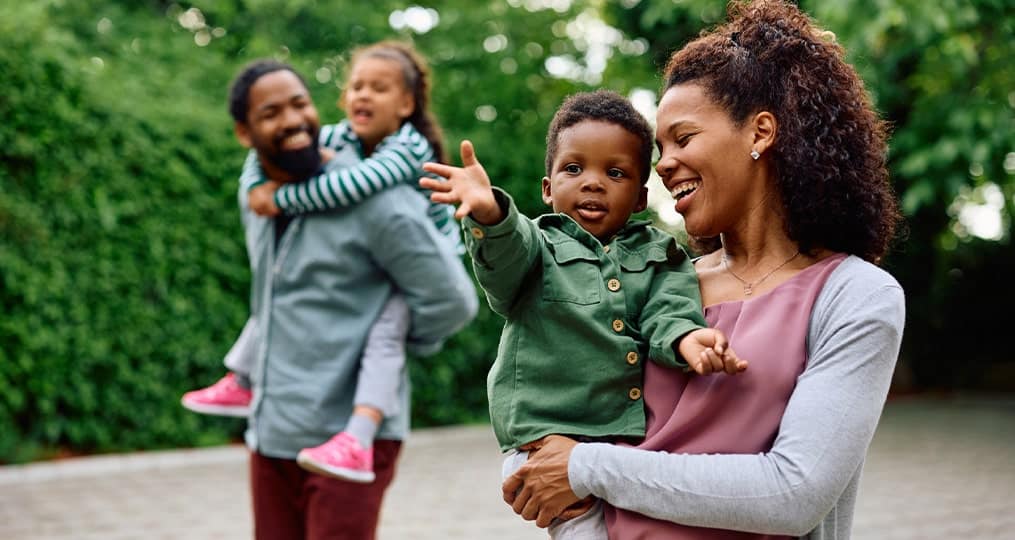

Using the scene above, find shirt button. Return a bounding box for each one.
[603,245,611,253]
[629,387,642,400]
[607,278,621,292]
[470,227,485,239]
[612,319,625,333]
[626,351,639,365]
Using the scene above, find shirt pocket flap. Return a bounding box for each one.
[547,241,600,264]
[617,245,669,272]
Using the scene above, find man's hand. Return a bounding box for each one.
[420,140,503,225]
[677,328,748,375]
[249,181,281,217]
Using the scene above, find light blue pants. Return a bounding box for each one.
[501,451,608,540]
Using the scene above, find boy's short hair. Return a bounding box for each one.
[228,59,308,124]
[545,90,654,183]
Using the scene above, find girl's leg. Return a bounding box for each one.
[224,316,259,379]
[297,294,409,482]
[181,317,257,416]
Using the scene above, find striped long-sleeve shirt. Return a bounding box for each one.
[239,121,461,252]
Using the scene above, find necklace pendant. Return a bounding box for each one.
[743,284,753,296]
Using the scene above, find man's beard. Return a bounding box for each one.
[265,143,322,181]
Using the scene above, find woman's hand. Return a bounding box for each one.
[502,435,581,528]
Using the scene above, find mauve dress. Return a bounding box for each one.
[604,253,847,540]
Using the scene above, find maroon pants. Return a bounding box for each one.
[249,440,402,540]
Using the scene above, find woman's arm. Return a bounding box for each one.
[508,258,905,534]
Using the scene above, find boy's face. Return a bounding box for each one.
[543,120,648,242]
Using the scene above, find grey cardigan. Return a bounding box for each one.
[241,149,478,459]
[569,255,905,539]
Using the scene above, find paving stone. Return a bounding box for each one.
[0,395,1012,539]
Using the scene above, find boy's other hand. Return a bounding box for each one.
[420,140,503,225]
[678,328,748,375]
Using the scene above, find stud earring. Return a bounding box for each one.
[750,149,760,160]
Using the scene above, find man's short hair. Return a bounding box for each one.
[228,59,308,123]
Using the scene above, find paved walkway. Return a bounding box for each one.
[1,394,1013,539]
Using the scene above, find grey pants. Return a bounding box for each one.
[224,294,409,417]
[501,451,608,540]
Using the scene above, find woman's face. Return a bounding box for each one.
[654,83,757,238]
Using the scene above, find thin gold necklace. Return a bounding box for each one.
[721,250,800,296]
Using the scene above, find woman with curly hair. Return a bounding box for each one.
[502,1,906,538]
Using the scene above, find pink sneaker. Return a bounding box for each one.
[180,373,252,417]
[297,432,375,483]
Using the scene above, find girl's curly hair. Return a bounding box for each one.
[664,0,901,263]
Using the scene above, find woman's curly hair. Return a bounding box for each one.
[663,0,901,263]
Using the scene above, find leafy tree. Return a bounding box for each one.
[603,0,1015,389]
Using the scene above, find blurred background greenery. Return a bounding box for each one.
[1,0,1012,464]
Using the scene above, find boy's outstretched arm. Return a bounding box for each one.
[420,140,503,225]
[677,328,748,375]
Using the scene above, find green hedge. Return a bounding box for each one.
[0,0,593,463]
[0,3,253,462]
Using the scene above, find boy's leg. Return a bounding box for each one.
[502,450,607,540]
[297,295,408,482]
[547,500,607,540]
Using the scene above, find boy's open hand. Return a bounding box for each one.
[249,181,281,217]
[678,328,747,375]
[420,140,503,225]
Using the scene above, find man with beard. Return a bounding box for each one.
[225,60,478,538]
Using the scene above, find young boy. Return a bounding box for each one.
[421,90,745,539]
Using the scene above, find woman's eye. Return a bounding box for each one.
[564,164,581,174]
[677,133,694,146]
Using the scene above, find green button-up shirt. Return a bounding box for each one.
[465,189,705,451]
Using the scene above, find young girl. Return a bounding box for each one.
[181,41,462,483]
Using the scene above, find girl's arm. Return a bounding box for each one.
[272,122,433,215]
[509,258,905,535]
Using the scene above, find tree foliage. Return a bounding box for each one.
[1,0,1012,462]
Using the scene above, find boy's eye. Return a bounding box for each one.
[607,168,626,179]
[564,164,582,174]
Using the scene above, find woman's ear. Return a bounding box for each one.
[751,111,777,155]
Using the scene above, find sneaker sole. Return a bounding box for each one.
[180,398,251,417]
[296,452,375,483]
